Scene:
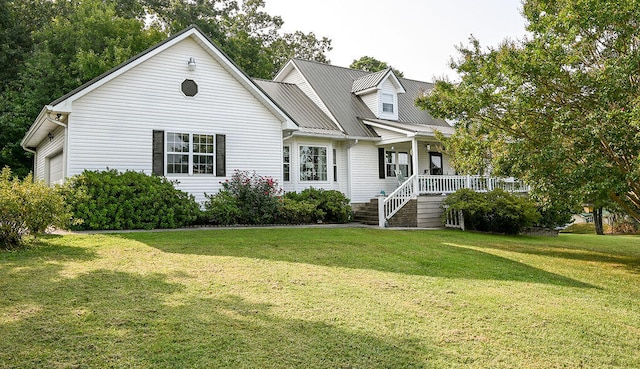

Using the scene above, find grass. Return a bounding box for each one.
[1,228,639,368]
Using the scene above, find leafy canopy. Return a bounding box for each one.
[417,0,640,222]
[350,56,404,77]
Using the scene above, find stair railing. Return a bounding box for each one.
[378,174,417,227]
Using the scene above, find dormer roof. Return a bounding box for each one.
[351,68,406,95]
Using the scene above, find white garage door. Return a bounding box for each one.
[48,152,63,185]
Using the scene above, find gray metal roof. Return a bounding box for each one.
[351,68,391,93]
[288,59,451,139]
[254,79,343,135]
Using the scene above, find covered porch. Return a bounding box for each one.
[362,119,529,228]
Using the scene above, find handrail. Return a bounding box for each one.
[379,174,417,227]
[418,175,529,195]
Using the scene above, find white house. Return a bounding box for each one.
[22,26,526,227]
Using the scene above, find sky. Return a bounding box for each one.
[263,0,528,82]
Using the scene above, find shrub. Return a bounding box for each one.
[277,198,324,224]
[534,202,576,229]
[61,169,200,230]
[443,188,539,235]
[204,170,282,225]
[285,187,352,223]
[0,167,70,249]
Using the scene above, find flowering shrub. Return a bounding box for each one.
[204,170,282,225]
[0,167,70,249]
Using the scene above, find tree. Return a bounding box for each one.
[416,0,640,227]
[0,0,165,177]
[350,56,404,77]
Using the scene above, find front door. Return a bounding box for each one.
[429,152,443,175]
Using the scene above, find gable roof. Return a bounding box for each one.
[351,68,406,95]
[274,59,450,140]
[22,25,297,148]
[254,79,344,136]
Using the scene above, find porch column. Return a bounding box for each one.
[412,138,419,192]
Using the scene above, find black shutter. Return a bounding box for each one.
[216,134,226,177]
[378,148,385,179]
[152,130,164,176]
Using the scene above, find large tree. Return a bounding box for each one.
[416,0,640,224]
[350,56,404,77]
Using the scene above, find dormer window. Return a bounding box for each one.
[382,93,394,113]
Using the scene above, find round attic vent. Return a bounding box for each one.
[181,79,198,97]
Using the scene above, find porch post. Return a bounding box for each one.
[377,193,386,228]
[412,138,419,193]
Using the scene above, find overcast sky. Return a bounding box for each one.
[263,0,528,82]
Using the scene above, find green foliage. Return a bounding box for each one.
[61,169,200,230]
[204,170,282,225]
[349,55,404,77]
[0,166,70,249]
[444,188,540,234]
[534,201,576,229]
[417,0,640,223]
[277,197,323,224]
[285,188,352,223]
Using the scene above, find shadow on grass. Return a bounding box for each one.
[466,234,640,275]
[0,267,441,368]
[117,229,594,288]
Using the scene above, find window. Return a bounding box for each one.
[283,146,290,181]
[386,151,409,177]
[167,132,189,174]
[382,93,394,113]
[300,146,327,181]
[166,132,214,175]
[181,79,198,97]
[333,148,337,182]
[192,134,214,174]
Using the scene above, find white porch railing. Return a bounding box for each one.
[378,174,417,227]
[444,206,465,230]
[378,175,529,227]
[418,175,529,195]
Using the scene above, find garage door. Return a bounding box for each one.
[48,152,63,185]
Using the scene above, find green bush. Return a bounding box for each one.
[204,170,282,225]
[277,198,324,224]
[534,202,575,229]
[285,187,352,223]
[443,188,540,235]
[0,167,70,249]
[61,169,200,230]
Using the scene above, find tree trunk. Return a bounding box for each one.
[594,207,604,235]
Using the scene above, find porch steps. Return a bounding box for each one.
[353,195,446,228]
[352,198,379,225]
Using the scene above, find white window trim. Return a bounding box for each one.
[165,131,215,176]
[283,145,291,182]
[299,144,329,182]
[379,91,398,120]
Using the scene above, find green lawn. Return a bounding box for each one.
[1,228,639,368]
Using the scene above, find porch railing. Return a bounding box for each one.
[418,175,529,195]
[378,175,529,227]
[378,174,417,227]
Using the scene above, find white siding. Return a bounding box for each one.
[418,149,455,175]
[67,38,283,204]
[34,126,65,183]
[360,92,378,117]
[349,141,398,203]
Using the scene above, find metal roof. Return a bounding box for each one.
[351,68,391,93]
[287,60,451,139]
[254,79,343,135]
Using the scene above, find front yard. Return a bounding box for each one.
[1,228,639,368]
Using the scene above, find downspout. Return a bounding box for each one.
[347,139,359,202]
